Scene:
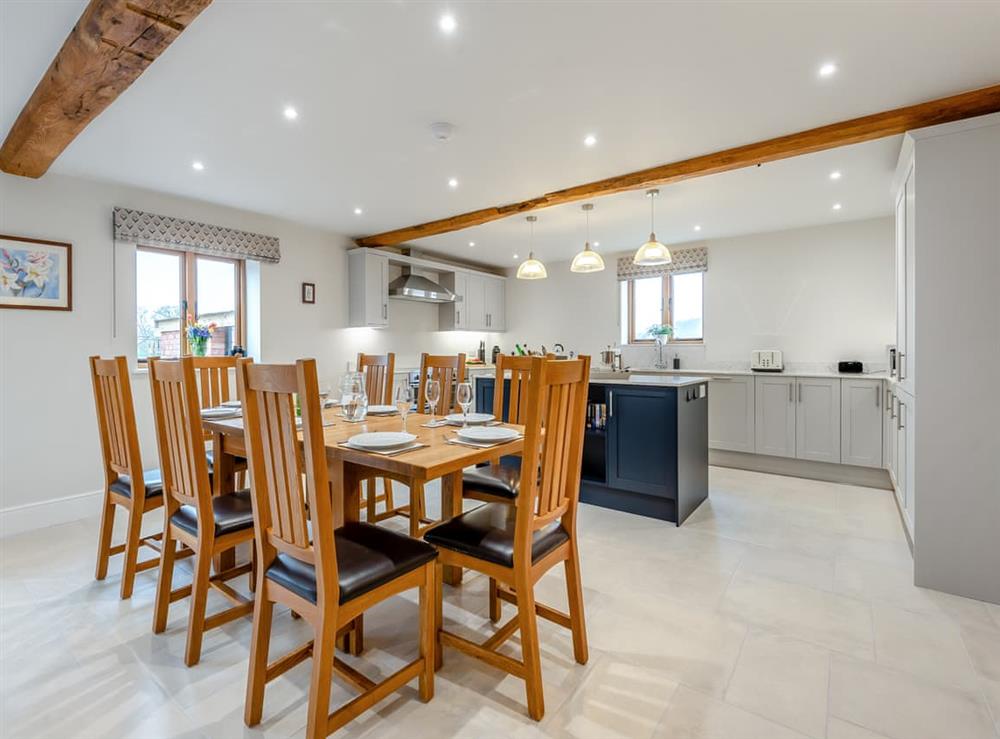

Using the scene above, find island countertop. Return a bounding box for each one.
[588,374,710,388]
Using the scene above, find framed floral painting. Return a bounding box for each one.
[0,235,72,311]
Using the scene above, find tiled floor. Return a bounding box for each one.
[2,466,999,739]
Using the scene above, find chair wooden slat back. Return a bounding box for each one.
[418,353,466,414]
[89,356,144,488]
[239,359,336,597]
[148,358,213,515]
[516,356,591,537]
[493,354,538,424]
[192,356,238,440]
[357,352,395,405]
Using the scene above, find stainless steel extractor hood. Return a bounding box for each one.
[387,266,455,303]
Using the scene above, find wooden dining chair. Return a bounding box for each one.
[389,352,467,535]
[238,358,437,739]
[356,352,397,521]
[148,357,256,667]
[90,355,176,599]
[425,355,591,721]
[191,355,248,482]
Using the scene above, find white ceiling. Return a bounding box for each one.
[2,1,999,266]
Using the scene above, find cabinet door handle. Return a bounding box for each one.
[788,383,793,403]
[456,310,460,325]
[885,387,891,413]
[897,402,905,430]
[798,383,803,403]
[608,391,613,417]
[898,352,906,380]
[876,388,880,408]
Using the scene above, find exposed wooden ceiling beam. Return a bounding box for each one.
[356,83,1000,247]
[0,0,212,179]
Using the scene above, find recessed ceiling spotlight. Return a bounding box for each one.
[191,161,205,171]
[468,241,475,247]
[439,13,457,33]
[448,177,459,189]
[818,62,838,78]
[593,241,600,247]
[353,207,363,215]
[830,170,842,180]
[694,225,702,232]
[513,254,519,260]
[832,203,842,211]
[583,133,597,147]
[283,106,298,120]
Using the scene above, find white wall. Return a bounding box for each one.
[0,173,498,533]
[505,217,894,371]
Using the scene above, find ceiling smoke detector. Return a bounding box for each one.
[430,122,456,142]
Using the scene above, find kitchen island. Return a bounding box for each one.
[474,373,710,524]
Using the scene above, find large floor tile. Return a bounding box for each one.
[872,603,981,691]
[829,654,997,739]
[736,543,836,592]
[826,718,893,739]
[720,571,874,658]
[724,630,830,738]
[652,685,810,739]
[963,626,1000,683]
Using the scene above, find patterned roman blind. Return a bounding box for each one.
[616,246,707,281]
[113,207,281,263]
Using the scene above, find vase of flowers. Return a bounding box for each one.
[186,315,216,356]
[646,323,674,368]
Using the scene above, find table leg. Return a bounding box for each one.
[211,432,237,573]
[441,471,463,586]
[331,458,364,654]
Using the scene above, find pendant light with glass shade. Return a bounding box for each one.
[633,188,672,266]
[570,203,605,273]
[516,215,547,280]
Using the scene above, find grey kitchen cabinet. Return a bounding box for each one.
[708,376,755,452]
[484,277,505,331]
[347,249,389,328]
[895,389,915,533]
[754,376,796,458]
[795,377,841,463]
[884,385,897,482]
[841,378,883,468]
[438,271,469,330]
[893,161,915,395]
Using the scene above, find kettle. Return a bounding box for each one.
[491,345,501,364]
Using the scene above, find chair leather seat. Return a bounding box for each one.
[170,490,255,537]
[205,449,247,471]
[463,457,521,500]
[265,522,437,605]
[109,469,163,499]
[424,502,569,568]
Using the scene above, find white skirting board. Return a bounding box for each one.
[0,489,102,539]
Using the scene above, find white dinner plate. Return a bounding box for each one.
[220,399,242,408]
[348,431,416,450]
[367,404,398,415]
[456,426,520,443]
[444,412,494,426]
[202,406,241,419]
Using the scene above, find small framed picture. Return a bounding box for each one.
[0,235,73,311]
[302,282,315,304]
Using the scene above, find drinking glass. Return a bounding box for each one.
[394,383,413,432]
[341,374,367,422]
[425,379,441,423]
[456,382,474,427]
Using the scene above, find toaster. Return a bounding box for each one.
[750,350,783,372]
[838,361,864,374]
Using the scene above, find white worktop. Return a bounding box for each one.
[589,375,710,388]
[610,368,890,381]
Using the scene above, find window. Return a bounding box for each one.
[136,247,245,361]
[620,272,704,344]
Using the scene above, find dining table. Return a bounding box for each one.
[202,407,525,653]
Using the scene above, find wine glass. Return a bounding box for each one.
[394,383,413,432]
[425,379,441,424]
[456,382,474,428]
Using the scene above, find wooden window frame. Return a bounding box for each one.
[136,246,246,361]
[625,273,704,345]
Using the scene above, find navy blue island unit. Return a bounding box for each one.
[474,373,710,525]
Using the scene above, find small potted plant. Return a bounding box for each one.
[646,323,673,368]
[186,314,216,356]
